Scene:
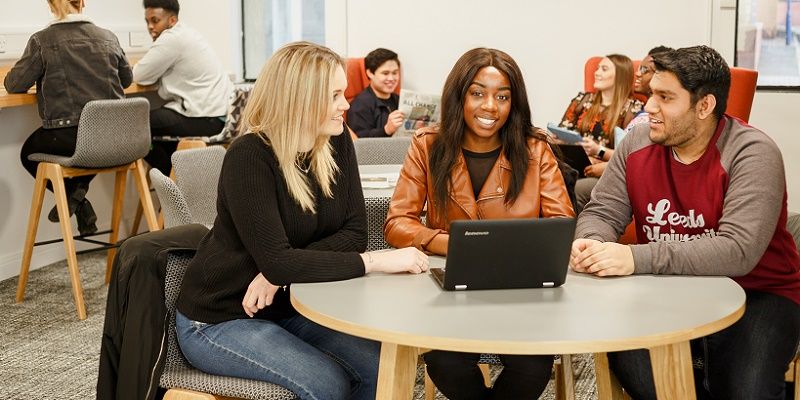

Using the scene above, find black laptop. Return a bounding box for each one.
[430,218,576,291]
[556,144,592,177]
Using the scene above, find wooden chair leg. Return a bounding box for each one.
[423,365,436,400]
[479,363,491,387]
[163,388,241,400]
[132,160,160,232]
[176,139,208,151]
[17,164,49,304]
[106,170,127,284]
[594,352,627,400]
[130,166,157,235]
[130,202,143,236]
[49,165,87,320]
[793,356,799,400]
[555,354,575,400]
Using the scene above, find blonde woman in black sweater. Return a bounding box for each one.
[175,42,428,400]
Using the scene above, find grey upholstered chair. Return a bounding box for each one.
[17,98,160,320]
[364,196,391,251]
[171,146,225,227]
[160,252,296,399]
[353,136,412,165]
[149,146,225,229]
[149,169,192,229]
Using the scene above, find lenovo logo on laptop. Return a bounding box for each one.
[464,231,489,236]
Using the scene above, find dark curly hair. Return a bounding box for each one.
[143,0,179,15]
[652,45,730,119]
[364,48,399,74]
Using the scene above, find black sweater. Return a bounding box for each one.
[176,132,368,323]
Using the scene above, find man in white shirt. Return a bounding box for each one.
[134,0,232,174]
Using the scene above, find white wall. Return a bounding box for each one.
[343,0,713,128]
[0,0,239,77]
[0,0,150,60]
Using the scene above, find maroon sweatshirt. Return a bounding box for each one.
[576,115,800,305]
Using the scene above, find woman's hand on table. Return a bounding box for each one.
[362,247,429,274]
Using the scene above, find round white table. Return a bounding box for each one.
[291,256,745,399]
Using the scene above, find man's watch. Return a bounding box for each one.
[597,147,606,160]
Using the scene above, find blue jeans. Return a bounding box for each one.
[175,311,380,400]
[608,290,800,400]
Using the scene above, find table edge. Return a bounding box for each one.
[290,292,745,355]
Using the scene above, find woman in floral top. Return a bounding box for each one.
[558,54,643,213]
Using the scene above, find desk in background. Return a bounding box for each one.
[0,62,154,109]
[291,257,745,399]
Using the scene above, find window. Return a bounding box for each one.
[241,0,325,80]
[736,0,800,88]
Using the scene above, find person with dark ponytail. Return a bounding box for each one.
[4,0,132,236]
[384,48,574,399]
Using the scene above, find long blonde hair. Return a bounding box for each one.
[242,41,344,213]
[579,54,634,140]
[48,0,83,20]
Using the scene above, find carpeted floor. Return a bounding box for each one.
[0,253,599,399]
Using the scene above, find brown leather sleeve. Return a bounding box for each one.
[536,141,576,218]
[384,134,443,250]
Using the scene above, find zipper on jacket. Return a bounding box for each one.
[145,313,170,400]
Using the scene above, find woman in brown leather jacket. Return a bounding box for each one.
[384,48,574,399]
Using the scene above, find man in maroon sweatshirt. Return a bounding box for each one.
[571,45,800,399]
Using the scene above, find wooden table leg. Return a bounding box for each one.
[594,352,627,400]
[376,343,419,400]
[649,341,696,400]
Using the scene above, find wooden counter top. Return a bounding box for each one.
[0,62,154,109]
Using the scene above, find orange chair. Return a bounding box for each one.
[344,57,402,103]
[345,58,371,104]
[583,56,648,103]
[726,67,758,123]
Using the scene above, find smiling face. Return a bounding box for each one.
[644,71,698,147]
[144,7,177,41]
[366,60,400,99]
[593,57,616,92]
[320,65,350,137]
[462,66,512,150]
[634,55,656,94]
